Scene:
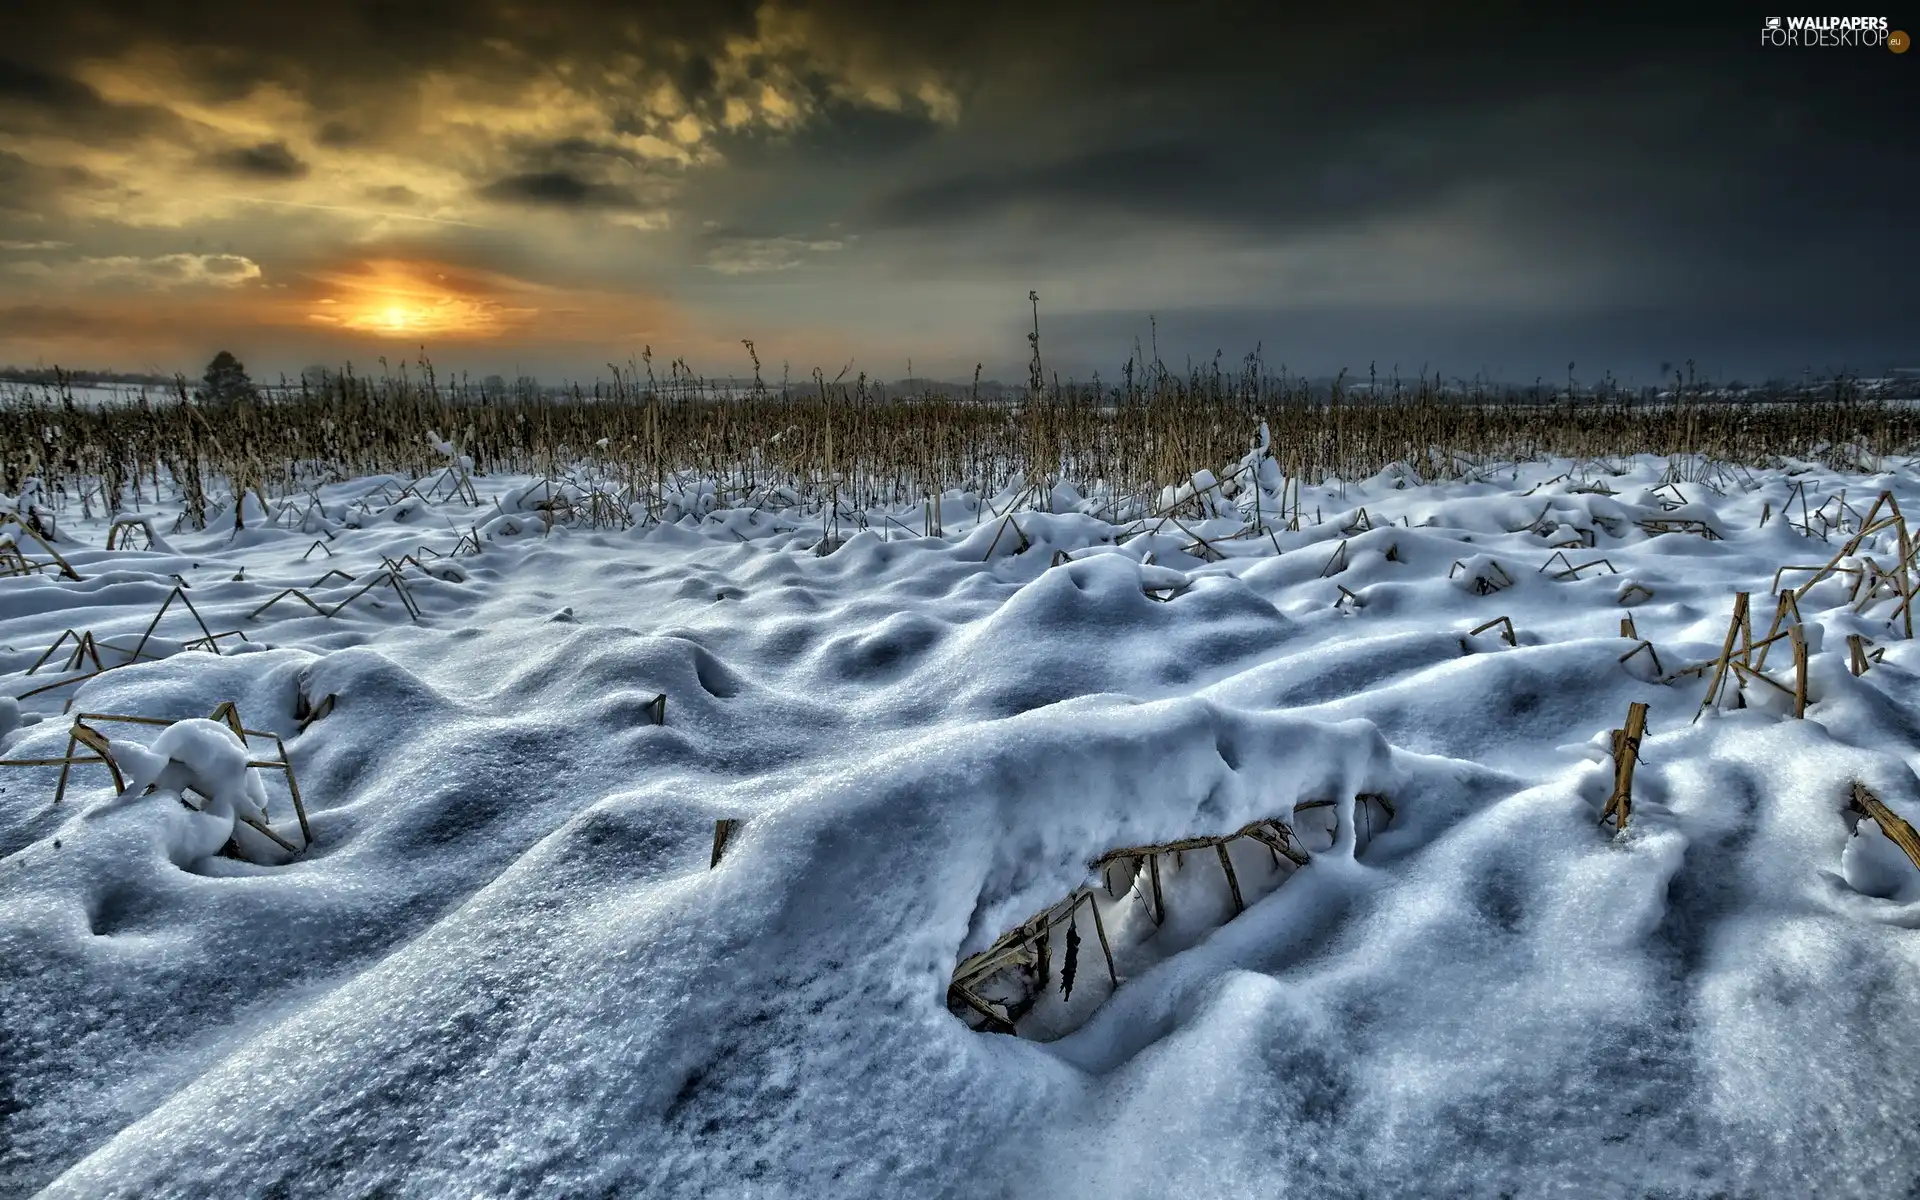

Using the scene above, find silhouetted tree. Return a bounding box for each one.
[197,350,255,403]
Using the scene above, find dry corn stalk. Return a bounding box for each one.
[251,567,421,623]
[1449,558,1514,595]
[1638,518,1720,540]
[1600,701,1650,831]
[12,591,245,712]
[1849,783,1920,873]
[1784,491,1913,638]
[127,586,246,662]
[1686,591,1810,721]
[104,517,160,551]
[1615,614,1663,673]
[1846,634,1885,676]
[1320,540,1349,578]
[1540,551,1618,580]
[1462,615,1517,650]
[709,818,739,868]
[949,887,1118,1035]
[0,516,81,580]
[952,798,1390,1036]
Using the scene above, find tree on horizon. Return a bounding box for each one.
[197,350,256,403]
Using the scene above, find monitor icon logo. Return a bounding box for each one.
[1764,17,1782,30]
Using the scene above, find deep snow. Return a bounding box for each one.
[2,455,1919,1198]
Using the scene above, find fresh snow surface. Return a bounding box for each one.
[2,456,1920,1197]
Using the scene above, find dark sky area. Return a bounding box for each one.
[0,3,1911,383]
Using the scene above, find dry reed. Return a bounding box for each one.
[4,365,1915,526]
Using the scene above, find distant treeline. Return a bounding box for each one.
[0,366,178,388]
[5,361,1918,404]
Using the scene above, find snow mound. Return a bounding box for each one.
[101,719,276,865]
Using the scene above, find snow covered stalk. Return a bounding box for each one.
[0,706,311,855]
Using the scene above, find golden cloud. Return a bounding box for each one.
[0,5,961,235]
[5,252,264,289]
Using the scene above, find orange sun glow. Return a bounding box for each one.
[305,261,526,339]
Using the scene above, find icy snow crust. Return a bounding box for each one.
[2,458,1920,1197]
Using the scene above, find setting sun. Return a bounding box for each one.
[301,261,528,340]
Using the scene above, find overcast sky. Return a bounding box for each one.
[0,4,1912,384]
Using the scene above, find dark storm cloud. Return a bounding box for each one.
[315,120,365,148]
[364,185,420,206]
[860,13,1913,243]
[477,171,645,210]
[1044,296,1917,388]
[0,2,773,104]
[205,141,310,180]
[848,7,1911,376]
[872,142,1213,228]
[526,136,679,174]
[0,56,179,142]
[863,135,1486,239]
[0,2,1910,378]
[0,58,96,107]
[0,149,117,213]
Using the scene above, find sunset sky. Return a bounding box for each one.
[0,4,1912,384]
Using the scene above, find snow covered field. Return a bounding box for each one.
[3,451,1920,1197]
